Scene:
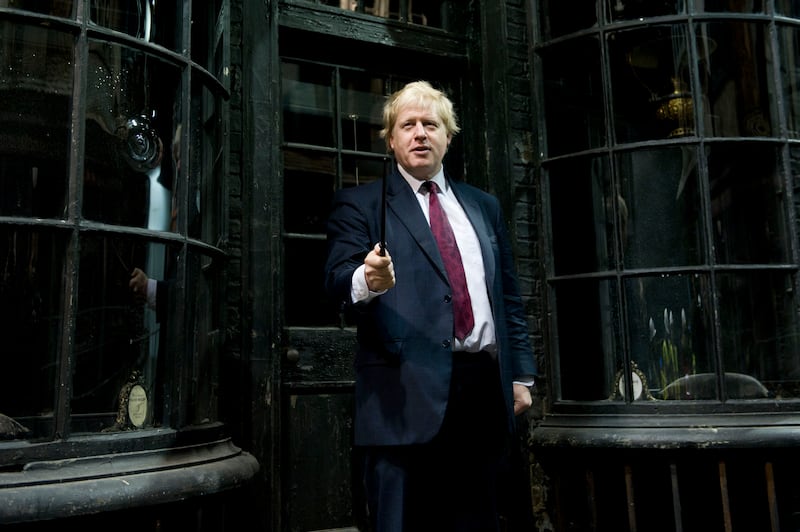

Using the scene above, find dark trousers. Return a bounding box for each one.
[363,352,509,532]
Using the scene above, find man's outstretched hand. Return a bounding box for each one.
[364,243,395,292]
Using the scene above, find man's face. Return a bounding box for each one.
[389,104,451,180]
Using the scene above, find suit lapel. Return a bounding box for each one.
[450,181,496,292]
[385,170,448,280]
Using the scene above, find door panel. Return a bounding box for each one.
[280,58,391,531]
[282,328,363,531]
[278,37,466,530]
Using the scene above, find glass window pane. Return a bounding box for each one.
[695,0,763,13]
[73,235,178,429]
[186,248,220,425]
[0,227,63,437]
[793,146,800,239]
[607,0,683,21]
[701,21,775,137]
[2,1,74,17]
[610,25,701,142]
[84,41,181,229]
[90,0,182,51]
[618,147,704,269]
[536,0,597,41]
[191,0,223,72]
[0,22,72,219]
[285,238,335,326]
[0,153,68,221]
[625,274,715,400]
[190,80,221,244]
[548,156,615,276]
[334,0,448,28]
[541,36,605,156]
[775,0,800,16]
[718,272,800,399]
[282,62,335,147]
[283,148,336,235]
[555,278,621,401]
[778,24,800,139]
[342,154,386,189]
[340,71,388,154]
[707,143,790,264]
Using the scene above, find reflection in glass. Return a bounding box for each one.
[72,235,177,429]
[191,0,222,73]
[625,274,714,399]
[91,0,154,39]
[779,25,800,139]
[83,41,181,228]
[285,238,340,327]
[610,25,712,142]
[282,62,335,147]
[342,155,387,189]
[340,71,387,154]
[701,21,774,137]
[0,22,72,219]
[89,0,181,51]
[775,0,800,16]
[536,0,596,41]
[695,0,762,13]
[284,149,336,235]
[707,144,789,265]
[185,248,220,425]
[606,0,682,21]
[548,157,614,276]
[1,0,73,17]
[191,79,220,245]
[555,278,621,401]
[718,272,800,399]
[541,37,605,156]
[333,0,446,27]
[618,148,703,269]
[0,228,63,437]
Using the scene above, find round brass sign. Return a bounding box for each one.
[127,384,148,428]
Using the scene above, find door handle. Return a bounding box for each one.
[285,347,300,364]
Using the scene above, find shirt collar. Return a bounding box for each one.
[396,164,447,194]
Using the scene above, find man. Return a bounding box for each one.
[325,80,537,532]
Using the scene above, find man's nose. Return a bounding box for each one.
[413,122,426,137]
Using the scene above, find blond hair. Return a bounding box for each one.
[379,81,460,152]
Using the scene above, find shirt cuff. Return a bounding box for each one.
[351,264,387,304]
[146,278,157,309]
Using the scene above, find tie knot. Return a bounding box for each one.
[421,180,439,194]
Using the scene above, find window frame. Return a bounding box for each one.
[0,1,230,461]
[532,3,800,415]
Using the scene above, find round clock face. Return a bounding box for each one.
[618,371,644,400]
[127,384,148,427]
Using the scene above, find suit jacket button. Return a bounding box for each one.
[442,339,451,349]
[444,294,452,303]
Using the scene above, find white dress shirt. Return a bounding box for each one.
[351,165,496,354]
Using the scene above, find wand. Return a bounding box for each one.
[379,156,389,256]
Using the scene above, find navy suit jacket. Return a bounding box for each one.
[325,169,537,447]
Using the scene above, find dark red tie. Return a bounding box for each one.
[422,181,474,341]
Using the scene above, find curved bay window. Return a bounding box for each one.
[533,0,800,528]
[537,1,800,410]
[0,1,255,526]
